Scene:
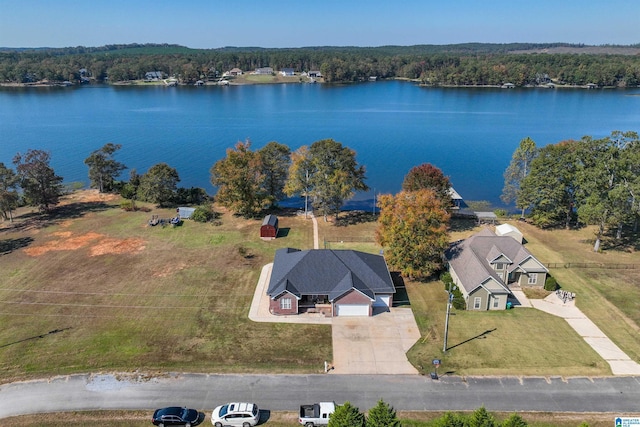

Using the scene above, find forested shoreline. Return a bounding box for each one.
[1,43,639,86]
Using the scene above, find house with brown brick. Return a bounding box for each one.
[267,248,396,317]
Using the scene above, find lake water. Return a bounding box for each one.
[1,81,639,209]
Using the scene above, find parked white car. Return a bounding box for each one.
[210,402,259,427]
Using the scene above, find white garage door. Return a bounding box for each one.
[335,304,369,316]
[373,295,391,307]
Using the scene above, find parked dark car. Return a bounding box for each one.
[152,406,200,426]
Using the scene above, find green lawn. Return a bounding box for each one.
[2,195,639,382]
[0,193,329,382]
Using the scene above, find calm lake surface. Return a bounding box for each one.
[1,81,639,209]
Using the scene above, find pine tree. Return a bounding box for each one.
[366,399,401,427]
[327,401,365,427]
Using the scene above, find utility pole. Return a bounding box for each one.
[443,282,454,353]
[304,169,309,219]
[372,189,376,215]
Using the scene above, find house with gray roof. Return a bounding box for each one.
[267,248,396,316]
[445,227,548,310]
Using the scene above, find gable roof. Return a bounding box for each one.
[267,248,395,301]
[262,214,278,227]
[445,227,547,294]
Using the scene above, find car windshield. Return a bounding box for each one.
[219,405,229,417]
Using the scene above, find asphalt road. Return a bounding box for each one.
[1,373,640,419]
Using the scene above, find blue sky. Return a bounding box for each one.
[1,0,638,48]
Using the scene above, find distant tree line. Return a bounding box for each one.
[0,43,639,86]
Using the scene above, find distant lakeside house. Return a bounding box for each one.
[445,227,548,311]
[279,68,295,76]
[254,67,274,75]
[267,248,396,317]
[144,71,164,81]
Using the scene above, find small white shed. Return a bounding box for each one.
[495,223,523,243]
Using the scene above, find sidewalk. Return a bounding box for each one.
[530,293,640,376]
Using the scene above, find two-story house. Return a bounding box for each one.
[445,227,548,310]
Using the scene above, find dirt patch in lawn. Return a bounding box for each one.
[61,189,120,204]
[23,232,145,257]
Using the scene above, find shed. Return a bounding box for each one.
[475,211,497,225]
[178,207,196,219]
[495,223,523,243]
[260,214,279,240]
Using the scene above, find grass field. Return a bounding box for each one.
[0,191,329,382]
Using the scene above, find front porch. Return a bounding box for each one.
[299,295,332,317]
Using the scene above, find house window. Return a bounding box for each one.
[493,296,500,308]
[528,273,538,285]
[280,298,292,310]
[473,297,481,310]
[495,263,505,270]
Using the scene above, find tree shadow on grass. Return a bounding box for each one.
[0,236,34,255]
[334,210,377,227]
[1,202,114,233]
[598,229,640,253]
[449,216,477,233]
[446,328,497,351]
[48,201,115,221]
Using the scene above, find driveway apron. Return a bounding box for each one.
[330,308,420,375]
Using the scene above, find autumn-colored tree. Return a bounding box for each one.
[211,140,267,218]
[376,189,450,280]
[402,163,451,205]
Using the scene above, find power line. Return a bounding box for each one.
[0,288,258,297]
[0,288,209,297]
[0,300,203,309]
[0,312,175,319]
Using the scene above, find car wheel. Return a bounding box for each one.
[305,423,314,427]
[243,423,250,427]
[158,424,164,427]
[185,424,191,427]
[215,422,223,427]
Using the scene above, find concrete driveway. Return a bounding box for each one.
[330,308,420,375]
[250,263,421,374]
